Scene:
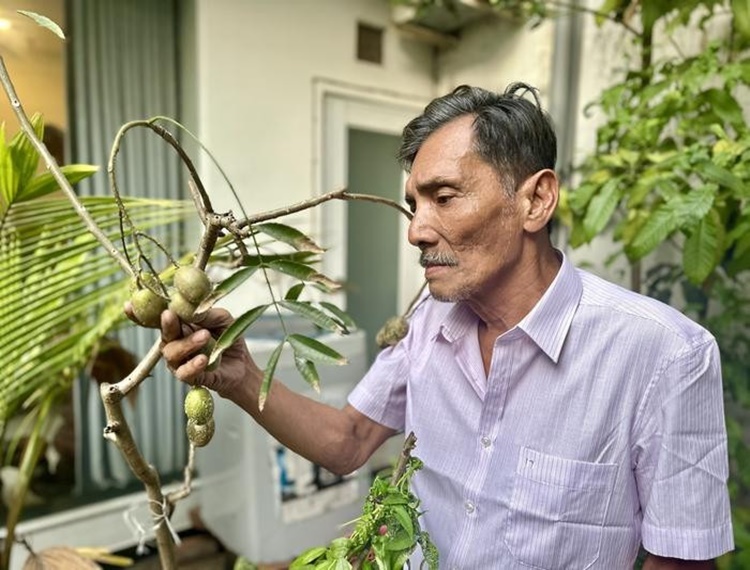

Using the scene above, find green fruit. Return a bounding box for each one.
[130,288,168,328]
[169,291,197,322]
[200,337,222,372]
[184,386,214,425]
[186,417,215,447]
[174,265,212,305]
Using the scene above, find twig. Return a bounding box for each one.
[390,432,417,486]
[238,189,412,228]
[0,56,135,278]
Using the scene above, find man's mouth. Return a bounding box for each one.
[420,252,458,268]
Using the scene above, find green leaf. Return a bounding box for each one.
[700,88,745,129]
[384,529,413,551]
[683,209,723,285]
[626,207,676,260]
[701,162,748,199]
[294,357,321,394]
[285,283,305,301]
[291,545,328,568]
[17,10,65,39]
[287,334,348,366]
[582,178,622,240]
[732,0,750,40]
[267,259,341,292]
[390,505,414,540]
[319,301,356,333]
[213,304,269,357]
[212,265,259,298]
[18,164,99,202]
[256,222,325,253]
[9,114,43,193]
[280,300,345,333]
[258,342,284,411]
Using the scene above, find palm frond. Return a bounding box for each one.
[0,195,194,423]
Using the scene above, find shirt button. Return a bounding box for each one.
[464,500,475,514]
[480,436,491,448]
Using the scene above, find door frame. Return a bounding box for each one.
[312,78,427,313]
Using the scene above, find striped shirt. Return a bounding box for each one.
[348,253,733,569]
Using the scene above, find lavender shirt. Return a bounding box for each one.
[348,254,733,569]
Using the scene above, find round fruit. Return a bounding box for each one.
[200,337,222,372]
[169,291,197,322]
[375,316,409,348]
[130,287,168,328]
[186,417,215,447]
[174,265,212,305]
[184,386,214,425]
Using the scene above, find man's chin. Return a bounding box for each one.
[427,283,465,303]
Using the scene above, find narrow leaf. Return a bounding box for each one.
[287,334,348,366]
[294,357,321,394]
[285,283,305,301]
[683,209,723,285]
[320,301,356,333]
[266,259,317,281]
[280,300,344,333]
[18,10,65,39]
[212,265,259,298]
[256,222,325,253]
[213,304,269,355]
[259,342,284,411]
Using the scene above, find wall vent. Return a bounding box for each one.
[357,22,383,64]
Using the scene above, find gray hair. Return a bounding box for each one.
[398,83,557,193]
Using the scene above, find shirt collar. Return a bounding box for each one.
[516,251,581,363]
[438,251,582,363]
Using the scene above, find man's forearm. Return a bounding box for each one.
[234,370,394,475]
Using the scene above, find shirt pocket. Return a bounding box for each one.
[503,447,618,570]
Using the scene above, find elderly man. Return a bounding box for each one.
[158,84,733,568]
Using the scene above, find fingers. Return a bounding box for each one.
[162,326,212,382]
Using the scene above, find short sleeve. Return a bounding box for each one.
[347,338,409,431]
[634,336,734,559]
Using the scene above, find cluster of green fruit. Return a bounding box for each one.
[129,265,213,327]
[130,264,220,448]
[184,386,215,447]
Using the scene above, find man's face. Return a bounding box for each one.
[404,115,526,304]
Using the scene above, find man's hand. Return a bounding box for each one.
[643,554,716,570]
[124,301,261,403]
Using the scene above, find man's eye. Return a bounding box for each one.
[436,195,453,205]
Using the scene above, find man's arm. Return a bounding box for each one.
[158,308,397,475]
[643,553,716,569]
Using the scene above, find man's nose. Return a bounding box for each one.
[407,208,437,249]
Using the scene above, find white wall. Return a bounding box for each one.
[190,0,435,230]
[437,15,556,101]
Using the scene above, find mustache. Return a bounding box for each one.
[419,251,458,268]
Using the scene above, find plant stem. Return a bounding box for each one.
[390,432,417,486]
[0,57,135,278]
[0,392,56,570]
[101,382,177,569]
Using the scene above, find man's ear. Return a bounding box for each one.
[520,169,559,233]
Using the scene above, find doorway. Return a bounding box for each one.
[318,88,425,364]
